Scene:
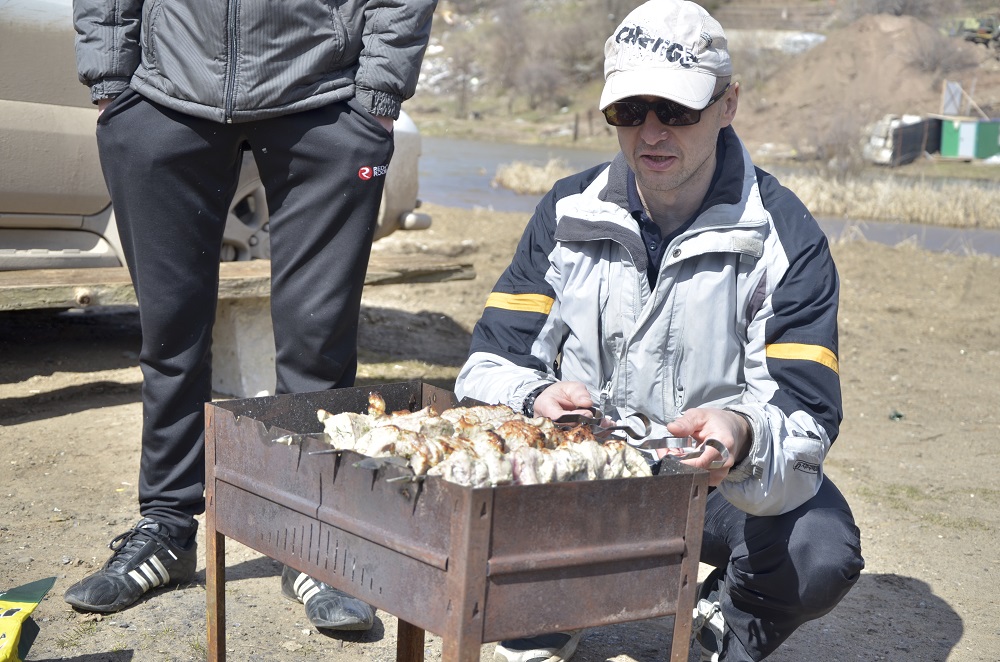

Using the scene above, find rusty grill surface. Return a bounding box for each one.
[205,381,708,661]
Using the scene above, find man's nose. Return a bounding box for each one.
[640,110,673,140]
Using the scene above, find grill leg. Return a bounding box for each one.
[396,619,425,662]
[670,610,693,662]
[207,527,226,661]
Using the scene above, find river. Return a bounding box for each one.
[418,136,1000,257]
[418,136,617,213]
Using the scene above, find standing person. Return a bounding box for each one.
[455,1,863,660]
[65,0,437,633]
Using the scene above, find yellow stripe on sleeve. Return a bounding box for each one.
[485,292,555,315]
[765,342,839,374]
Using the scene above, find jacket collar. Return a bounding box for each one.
[555,126,763,266]
[604,125,745,214]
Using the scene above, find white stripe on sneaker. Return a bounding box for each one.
[137,564,159,586]
[128,568,152,592]
[128,558,170,593]
[300,585,323,606]
[148,555,170,584]
[292,572,324,606]
[292,573,311,595]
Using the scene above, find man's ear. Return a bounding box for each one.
[720,81,739,128]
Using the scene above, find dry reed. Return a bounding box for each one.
[784,174,1000,229]
[492,158,1000,229]
[492,159,574,195]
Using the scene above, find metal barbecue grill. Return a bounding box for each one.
[205,381,709,661]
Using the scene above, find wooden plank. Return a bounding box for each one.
[0,255,476,312]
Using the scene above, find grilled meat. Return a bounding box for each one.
[316,392,652,487]
[316,410,372,452]
[495,419,547,451]
[428,450,488,488]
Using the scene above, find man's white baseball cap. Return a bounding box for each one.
[600,0,732,111]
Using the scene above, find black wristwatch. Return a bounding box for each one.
[521,384,550,417]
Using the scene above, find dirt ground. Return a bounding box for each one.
[2,201,998,661]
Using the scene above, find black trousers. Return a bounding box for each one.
[96,90,394,540]
[700,477,864,661]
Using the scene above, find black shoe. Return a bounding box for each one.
[64,518,197,613]
[280,565,374,631]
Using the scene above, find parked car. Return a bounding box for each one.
[0,0,430,272]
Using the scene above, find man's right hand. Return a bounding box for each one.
[97,97,113,116]
[531,381,595,420]
[663,408,751,486]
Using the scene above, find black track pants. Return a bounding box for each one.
[96,90,394,539]
[699,477,865,661]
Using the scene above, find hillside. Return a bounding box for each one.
[411,2,1000,162]
[732,13,1000,157]
[712,0,1000,31]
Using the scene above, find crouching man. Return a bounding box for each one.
[455,1,864,660]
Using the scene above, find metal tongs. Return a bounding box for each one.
[553,407,649,441]
[554,409,730,470]
[641,437,730,470]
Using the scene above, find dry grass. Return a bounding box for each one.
[491,158,1000,229]
[492,158,574,195]
[785,173,1000,228]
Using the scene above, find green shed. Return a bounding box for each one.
[940,118,1000,159]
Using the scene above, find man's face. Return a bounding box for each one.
[616,84,739,205]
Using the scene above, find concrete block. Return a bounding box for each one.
[212,297,276,398]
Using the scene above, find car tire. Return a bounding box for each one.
[222,153,270,261]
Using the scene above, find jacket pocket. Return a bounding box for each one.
[327,0,348,54]
[280,0,348,64]
[139,0,164,71]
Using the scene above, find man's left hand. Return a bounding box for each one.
[661,408,752,486]
[373,116,394,133]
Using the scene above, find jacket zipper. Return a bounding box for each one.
[599,384,613,418]
[224,0,238,123]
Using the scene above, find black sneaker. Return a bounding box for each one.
[64,518,197,613]
[692,567,726,662]
[280,565,374,631]
[493,631,583,662]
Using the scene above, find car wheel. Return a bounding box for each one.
[222,154,270,261]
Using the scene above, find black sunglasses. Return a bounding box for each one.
[603,84,731,127]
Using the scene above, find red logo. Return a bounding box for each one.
[357,164,388,181]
